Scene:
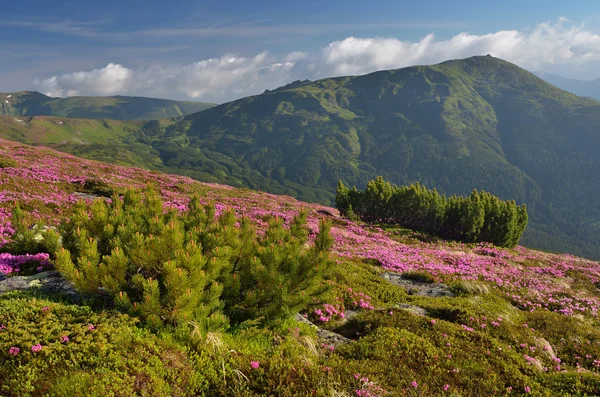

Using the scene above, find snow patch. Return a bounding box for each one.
[7,95,11,98]
[4,101,8,104]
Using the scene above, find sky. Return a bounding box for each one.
[3,0,600,103]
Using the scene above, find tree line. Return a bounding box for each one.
[336,177,528,248]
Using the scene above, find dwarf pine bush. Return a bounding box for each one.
[52,187,333,330]
[336,177,528,248]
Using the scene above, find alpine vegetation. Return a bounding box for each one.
[336,177,528,247]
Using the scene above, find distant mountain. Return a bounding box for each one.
[537,72,600,100]
[2,56,600,260]
[0,91,216,120]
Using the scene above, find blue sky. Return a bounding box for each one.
[2,1,600,102]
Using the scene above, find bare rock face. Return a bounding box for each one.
[382,272,455,298]
[0,271,77,295]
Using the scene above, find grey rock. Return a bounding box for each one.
[382,272,454,298]
[73,192,104,201]
[294,313,350,346]
[317,328,350,346]
[0,271,77,295]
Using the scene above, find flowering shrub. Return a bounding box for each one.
[344,288,374,311]
[0,253,50,275]
[0,293,201,396]
[310,303,345,323]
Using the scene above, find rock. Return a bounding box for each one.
[294,313,350,346]
[73,192,104,201]
[395,303,428,316]
[317,328,350,346]
[534,337,557,360]
[0,271,77,295]
[382,272,454,298]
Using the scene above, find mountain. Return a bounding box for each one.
[0,91,216,120]
[2,56,600,260]
[156,55,600,259]
[538,72,600,100]
[2,137,600,395]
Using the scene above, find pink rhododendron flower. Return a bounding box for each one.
[31,344,42,352]
[250,361,260,369]
[8,346,19,356]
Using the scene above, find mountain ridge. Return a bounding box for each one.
[0,91,216,120]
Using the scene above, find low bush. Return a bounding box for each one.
[0,293,200,396]
[38,186,334,330]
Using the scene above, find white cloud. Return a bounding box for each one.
[32,19,600,102]
[33,53,294,102]
[319,20,600,76]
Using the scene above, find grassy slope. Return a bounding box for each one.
[0,91,216,120]
[1,140,600,395]
[1,56,600,260]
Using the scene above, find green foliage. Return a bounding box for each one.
[1,203,61,257]
[52,187,333,329]
[337,176,528,248]
[0,157,17,168]
[0,293,199,397]
[402,270,437,284]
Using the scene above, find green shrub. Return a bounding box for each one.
[0,293,200,396]
[52,187,333,330]
[402,270,436,284]
[0,157,17,168]
[336,176,528,248]
[0,203,62,257]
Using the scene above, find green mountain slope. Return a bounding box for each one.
[0,91,216,120]
[2,56,600,259]
[154,55,600,259]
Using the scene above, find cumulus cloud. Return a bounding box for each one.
[319,19,600,76]
[33,19,600,102]
[33,53,295,102]
[34,63,132,97]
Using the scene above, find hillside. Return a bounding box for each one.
[154,56,600,259]
[538,73,600,101]
[2,56,600,260]
[1,138,600,395]
[0,91,215,120]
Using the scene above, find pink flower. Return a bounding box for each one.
[60,335,69,343]
[41,306,50,312]
[250,361,260,369]
[87,324,95,331]
[31,344,42,352]
[430,319,436,325]
[443,384,450,391]
[411,381,418,388]
[524,386,531,393]
[8,346,19,356]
